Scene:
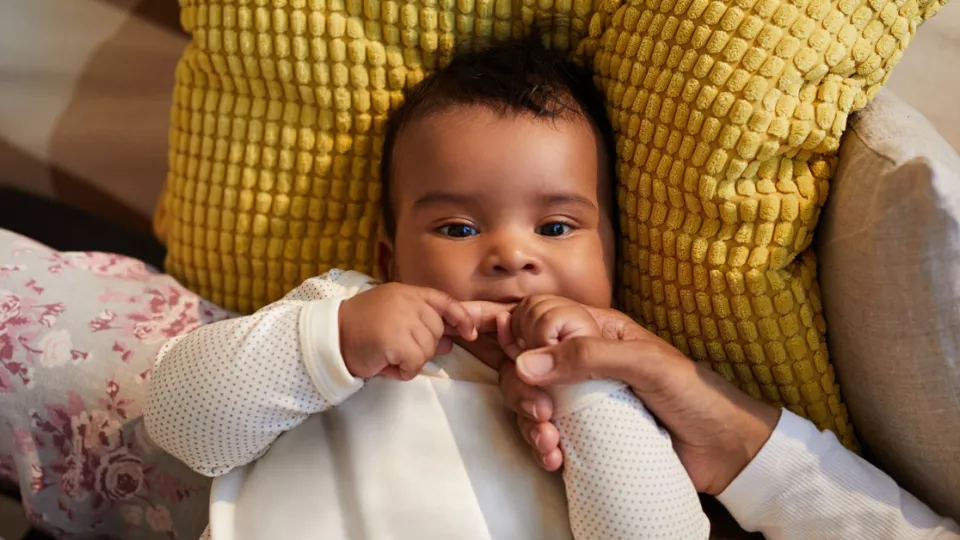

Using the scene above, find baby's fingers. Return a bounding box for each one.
[496,312,524,360]
[382,330,440,381]
[514,298,599,349]
[517,416,561,458]
[380,366,405,381]
[416,288,476,341]
[512,297,568,348]
[537,448,564,472]
[436,336,454,355]
[462,301,516,334]
[498,360,554,422]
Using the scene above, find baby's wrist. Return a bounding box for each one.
[337,298,361,378]
[299,297,365,405]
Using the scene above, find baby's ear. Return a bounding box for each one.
[376,237,394,282]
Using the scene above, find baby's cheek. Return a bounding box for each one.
[396,247,475,299]
[554,243,614,308]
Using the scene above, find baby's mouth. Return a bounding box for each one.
[485,296,522,304]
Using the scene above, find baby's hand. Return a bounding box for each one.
[339,284,477,380]
[496,295,601,360]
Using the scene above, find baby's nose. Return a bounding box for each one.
[484,234,542,276]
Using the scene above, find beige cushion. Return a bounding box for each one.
[0,0,185,229]
[818,89,960,521]
[886,1,960,154]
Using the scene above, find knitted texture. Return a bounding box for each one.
[586,0,945,447]
[157,0,949,446]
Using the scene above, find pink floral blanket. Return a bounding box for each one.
[0,228,231,539]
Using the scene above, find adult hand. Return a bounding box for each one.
[461,305,647,474]
[496,306,782,496]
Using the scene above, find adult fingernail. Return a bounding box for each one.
[521,400,539,420]
[518,353,553,377]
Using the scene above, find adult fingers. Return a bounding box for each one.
[582,305,647,341]
[515,336,658,388]
[498,360,554,422]
[415,287,476,341]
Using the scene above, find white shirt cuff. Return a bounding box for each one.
[716,409,814,522]
[334,270,380,295]
[298,297,363,405]
[549,380,629,418]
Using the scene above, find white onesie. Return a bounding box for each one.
[144,270,710,539]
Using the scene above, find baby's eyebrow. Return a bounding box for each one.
[413,192,474,208]
[538,193,597,211]
[412,191,597,210]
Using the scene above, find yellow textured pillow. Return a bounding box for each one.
[158,0,948,447]
[586,0,944,447]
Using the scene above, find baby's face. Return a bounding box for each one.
[382,105,615,308]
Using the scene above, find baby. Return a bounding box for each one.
[145,37,709,539]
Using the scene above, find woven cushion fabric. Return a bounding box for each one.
[584,0,945,448]
[157,2,585,309]
[157,0,949,446]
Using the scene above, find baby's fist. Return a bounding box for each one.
[338,284,477,380]
[497,296,601,359]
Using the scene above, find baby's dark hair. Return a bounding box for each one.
[379,35,617,238]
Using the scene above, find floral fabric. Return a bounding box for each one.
[0,228,231,539]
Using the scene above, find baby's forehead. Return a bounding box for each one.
[399,101,595,138]
[386,105,615,217]
[393,106,601,177]
[393,103,604,164]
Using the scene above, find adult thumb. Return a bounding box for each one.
[515,337,639,386]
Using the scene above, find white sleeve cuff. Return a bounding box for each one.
[549,380,629,418]
[716,409,960,539]
[298,297,363,405]
[334,270,379,295]
[716,409,815,522]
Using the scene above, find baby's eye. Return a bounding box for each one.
[537,222,573,237]
[439,224,478,238]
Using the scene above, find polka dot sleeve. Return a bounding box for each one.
[555,385,711,540]
[144,270,373,477]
